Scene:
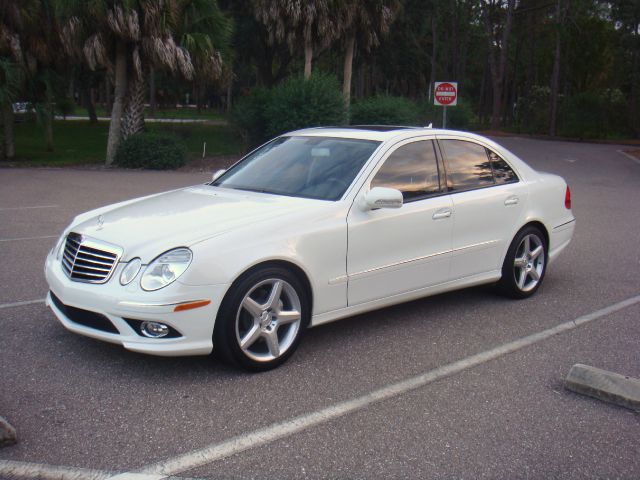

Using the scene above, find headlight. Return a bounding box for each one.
[120,258,142,285]
[140,248,192,291]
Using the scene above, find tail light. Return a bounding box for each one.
[564,185,571,209]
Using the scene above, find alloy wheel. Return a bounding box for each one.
[235,278,302,362]
[513,234,545,292]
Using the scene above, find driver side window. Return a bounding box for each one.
[371,140,441,202]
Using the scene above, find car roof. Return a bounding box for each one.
[283,127,531,176]
[286,125,470,142]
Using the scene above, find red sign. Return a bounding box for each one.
[434,82,458,106]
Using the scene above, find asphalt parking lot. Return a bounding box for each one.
[1,136,639,479]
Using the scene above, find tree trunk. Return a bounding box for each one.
[355,62,364,99]
[479,56,487,125]
[82,83,98,124]
[429,16,437,101]
[122,73,146,139]
[483,0,515,130]
[549,0,562,136]
[105,76,113,115]
[503,35,519,125]
[106,42,128,166]
[149,67,157,118]
[632,46,639,137]
[304,39,313,79]
[2,100,15,159]
[342,34,355,106]
[226,79,232,113]
[87,88,98,124]
[44,106,54,152]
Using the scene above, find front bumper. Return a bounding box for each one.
[45,251,230,356]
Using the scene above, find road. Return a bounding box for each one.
[0,136,639,479]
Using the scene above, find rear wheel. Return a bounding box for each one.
[498,226,547,299]
[214,266,310,371]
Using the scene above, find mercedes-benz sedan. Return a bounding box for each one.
[45,127,575,370]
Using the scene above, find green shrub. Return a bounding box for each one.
[415,97,473,129]
[114,132,187,170]
[265,73,346,137]
[517,85,550,134]
[446,101,473,129]
[350,95,418,126]
[598,88,629,137]
[231,87,270,146]
[55,97,76,119]
[559,92,602,139]
[416,98,439,127]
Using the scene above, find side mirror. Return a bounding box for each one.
[362,187,403,210]
[212,169,226,182]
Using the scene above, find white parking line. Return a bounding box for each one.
[0,205,59,211]
[0,459,111,480]
[617,149,640,165]
[0,235,57,243]
[0,459,191,480]
[131,294,640,477]
[0,298,45,309]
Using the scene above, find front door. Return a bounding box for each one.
[347,138,454,306]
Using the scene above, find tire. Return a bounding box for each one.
[213,266,310,372]
[498,225,547,299]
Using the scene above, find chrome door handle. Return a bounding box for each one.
[504,196,519,206]
[432,209,452,220]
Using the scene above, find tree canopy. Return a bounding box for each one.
[1,0,638,163]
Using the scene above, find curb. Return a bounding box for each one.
[565,364,640,412]
[0,416,17,447]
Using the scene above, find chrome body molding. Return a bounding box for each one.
[349,240,499,279]
[553,218,576,230]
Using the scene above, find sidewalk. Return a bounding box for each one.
[55,115,228,125]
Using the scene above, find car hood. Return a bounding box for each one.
[70,185,324,260]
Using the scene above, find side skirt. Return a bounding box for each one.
[311,270,502,327]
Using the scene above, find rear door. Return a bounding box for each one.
[437,135,527,280]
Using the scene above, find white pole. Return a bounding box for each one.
[443,106,447,129]
[202,142,207,159]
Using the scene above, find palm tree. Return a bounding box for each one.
[1,0,64,154]
[254,0,334,79]
[0,59,20,160]
[0,0,34,160]
[334,0,399,106]
[58,0,230,165]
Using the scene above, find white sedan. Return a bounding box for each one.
[45,127,575,370]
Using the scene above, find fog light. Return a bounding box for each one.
[140,321,170,338]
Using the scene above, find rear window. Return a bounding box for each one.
[440,140,494,191]
[489,150,519,184]
[440,140,519,191]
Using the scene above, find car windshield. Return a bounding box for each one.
[211,136,381,201]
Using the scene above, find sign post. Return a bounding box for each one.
[434,82,458,129]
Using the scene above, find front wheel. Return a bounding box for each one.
[213,266,310,371]
[498,226,547,299]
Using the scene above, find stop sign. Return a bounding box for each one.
[434,82,458,106]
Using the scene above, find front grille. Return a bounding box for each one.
[61,233,122,284]
[50,291,119,334]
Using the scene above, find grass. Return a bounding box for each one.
[8,119,244,167]
[70,106,226,121]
